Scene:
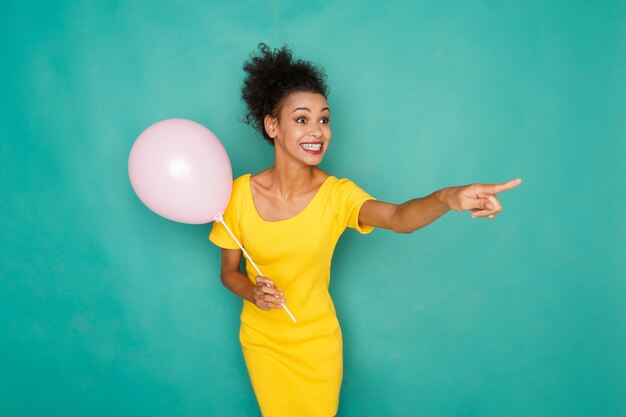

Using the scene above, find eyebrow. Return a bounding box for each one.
[292,107,331,113]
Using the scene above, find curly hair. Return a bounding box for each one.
[241,43,329,145]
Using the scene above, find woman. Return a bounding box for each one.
[209,44,521,417]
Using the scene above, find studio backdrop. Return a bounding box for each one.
[1,1,625,416]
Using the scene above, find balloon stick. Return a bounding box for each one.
[214,214,297,323]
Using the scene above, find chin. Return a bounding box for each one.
[304,154,325,166]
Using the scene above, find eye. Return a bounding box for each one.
[296,117,306,123]
[320,117,330,124]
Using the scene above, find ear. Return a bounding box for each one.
[264,115,278,139]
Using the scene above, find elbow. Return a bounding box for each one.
[389,206,417,234]
[220,268,243,288]
[391,223,416,234]
[389,215,417,235]
[219,271,230,287]
[390,218,416,234]
[390,211,426,234]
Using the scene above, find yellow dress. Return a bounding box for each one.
[209,174,375,417]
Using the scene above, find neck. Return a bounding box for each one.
[268,149,317,197]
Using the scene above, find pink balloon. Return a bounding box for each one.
[128,119,232,224]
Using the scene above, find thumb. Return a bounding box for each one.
[469,196,493,211]
[255,275,274,286]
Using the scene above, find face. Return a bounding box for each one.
[264,91,331,166]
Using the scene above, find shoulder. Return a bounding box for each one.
[325,176,362,192]
[324,176,359,207]
[233,173,251,185]
[326,176,375,205]
[226,174,251,205]
[314,168,336,188]
[232,174,251,191]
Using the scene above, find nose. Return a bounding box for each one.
[309,121,323,137]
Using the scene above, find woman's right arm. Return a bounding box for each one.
[219,248,286,310]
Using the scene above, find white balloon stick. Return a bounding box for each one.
[215,216,297,323]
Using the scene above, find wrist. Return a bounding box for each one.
[244,282,257,304]
[435,187,451,209]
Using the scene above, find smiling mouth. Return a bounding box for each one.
[300,143,323,154]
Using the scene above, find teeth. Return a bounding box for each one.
[301,143,322,151]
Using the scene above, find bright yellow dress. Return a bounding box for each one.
[209,174,375,417]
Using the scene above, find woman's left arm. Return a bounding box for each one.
[359,178,522,234]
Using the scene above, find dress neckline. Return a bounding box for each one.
[246,173,333,223]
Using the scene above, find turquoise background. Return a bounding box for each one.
[2,1,625,416]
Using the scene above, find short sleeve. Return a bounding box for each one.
[208,176,245,249]
[333,178,376,234]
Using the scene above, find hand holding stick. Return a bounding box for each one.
[215,215,297,323]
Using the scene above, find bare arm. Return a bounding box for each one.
[359,192,449,234]
[219,248,286,310]
[359,178,522,234]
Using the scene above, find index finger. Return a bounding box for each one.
[486,178,522,194]
[255,275,275,287]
